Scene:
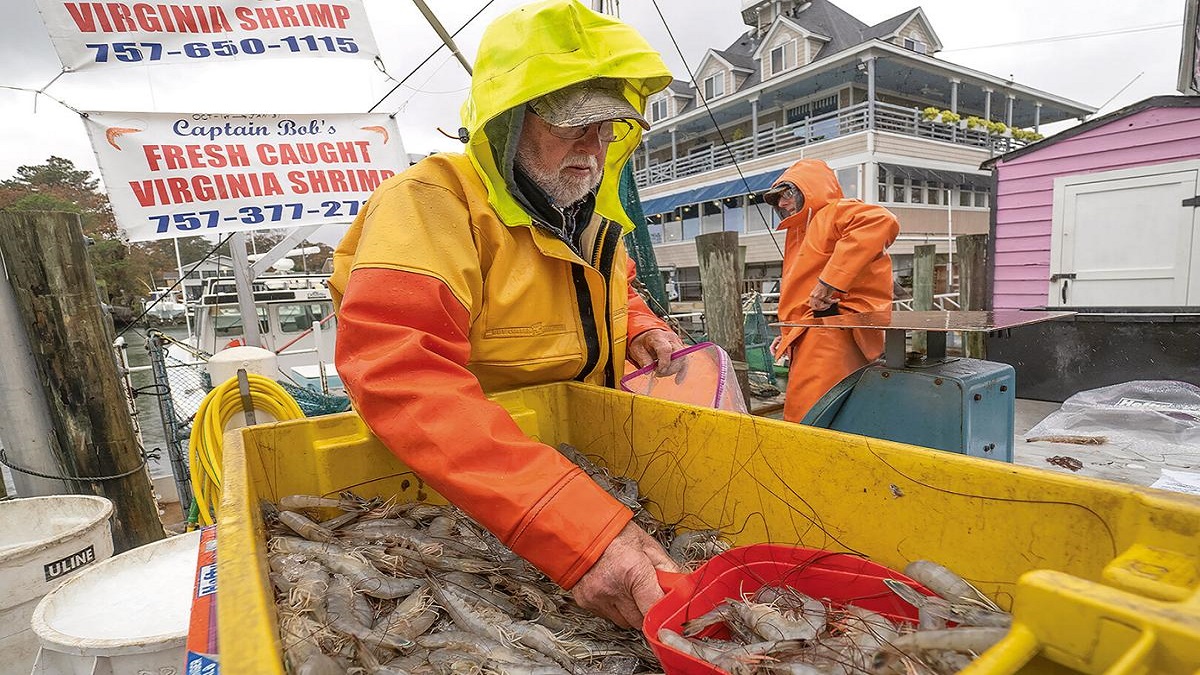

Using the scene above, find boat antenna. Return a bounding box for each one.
[412,0,474,76]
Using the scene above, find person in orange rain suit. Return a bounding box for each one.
[328,0,687,629]
[766,159,900,422]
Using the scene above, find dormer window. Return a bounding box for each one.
[903,37,927,54]
[650,98,668,122]
[703,73,725,100]
[770,40,796,75]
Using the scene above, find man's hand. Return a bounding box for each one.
[571,522,680,628]
[809,280,843,312]
[628,328,686,376]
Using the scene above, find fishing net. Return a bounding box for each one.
[277,380,352,416]
[620,162,671,317]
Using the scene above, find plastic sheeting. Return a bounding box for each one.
[1025,380,1200,453]
[620,342,748,413]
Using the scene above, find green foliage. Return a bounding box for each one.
[921,106,941,120]
[6,193,84,214]
[0,156,175,310]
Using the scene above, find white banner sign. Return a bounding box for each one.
[84,111,405,241]
[35,0,380,70]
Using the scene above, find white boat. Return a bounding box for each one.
[141,288,188,324]
[162,273,342,420]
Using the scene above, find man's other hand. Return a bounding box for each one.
[809,280,843,312]
[628,328,686,376]
[571,522,681,628]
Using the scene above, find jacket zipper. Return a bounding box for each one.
[592,219,621,387]
[535,211,620,387]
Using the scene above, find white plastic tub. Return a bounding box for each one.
[0,496,114,675]
[30,529,201,675]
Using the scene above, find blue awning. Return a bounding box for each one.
[639,170,780,216]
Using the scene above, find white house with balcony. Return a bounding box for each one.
[633,0,1095,301]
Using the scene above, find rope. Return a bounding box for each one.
[188,372,305,527]
[0,448,149,482]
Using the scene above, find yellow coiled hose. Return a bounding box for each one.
[188,373,305,527]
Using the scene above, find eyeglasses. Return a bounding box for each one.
[764,184,799,206]
[528,109,635,143]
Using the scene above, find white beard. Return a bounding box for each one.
[516,143,601,207]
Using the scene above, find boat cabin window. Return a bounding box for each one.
[278,302,333,333]
[213,306,269,337]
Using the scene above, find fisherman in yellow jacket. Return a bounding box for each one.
[330,0,685,628]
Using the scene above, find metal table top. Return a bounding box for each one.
[774,310,1076,332]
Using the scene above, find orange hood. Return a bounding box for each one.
[772,159,842,228]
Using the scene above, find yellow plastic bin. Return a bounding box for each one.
[217,382,1200,674]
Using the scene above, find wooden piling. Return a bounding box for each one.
[912,244,936,353]
[0,212,164,551]
[957,234,989,358]
[696,231,751,404]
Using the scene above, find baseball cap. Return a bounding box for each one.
[528,79,650,130]
[763,182,799,206]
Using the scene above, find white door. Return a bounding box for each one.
[1049,164,1199,307]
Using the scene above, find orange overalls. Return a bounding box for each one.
[771,160,899,422]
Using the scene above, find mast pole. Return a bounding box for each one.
[411,0,473,75]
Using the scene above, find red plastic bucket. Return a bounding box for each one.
[642,544,933,675]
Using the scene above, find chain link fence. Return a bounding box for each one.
[144,330,212,514]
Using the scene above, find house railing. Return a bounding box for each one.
[634,101,1027,189]
[892,292,961,311]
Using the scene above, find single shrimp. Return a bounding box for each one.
[871,627,1009,675]
[374,584,439,640]
[426,648,485,674]
[417,630,553,667]
[669,529,730,564]
[904,560,1002,612]
[320,509,366,532]
[278,610,343,675]
[352,636,411,675]
[269,553,330,619]
[681,600,757,643]
[272,536,422,599]
[279,510,338,543]
[733,595,826,641]
[430,581,576,671]
[438,571,524,617]
[280,494,359,511]
[387,544,501,575]
[325,574,414,652]
[883,579,1011,628]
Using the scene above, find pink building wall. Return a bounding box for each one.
[990,103,1200,309]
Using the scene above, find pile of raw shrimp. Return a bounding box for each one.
[267,442,1012,674]
[266,443,727,674]
[657,559,1012,675]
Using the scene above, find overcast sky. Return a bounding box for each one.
[0,0,1188,245]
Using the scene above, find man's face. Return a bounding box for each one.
[516,111,612,207]
[770,184,804,220]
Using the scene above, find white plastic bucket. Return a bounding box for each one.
[30,529,201,675]
[0,496,114,675]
